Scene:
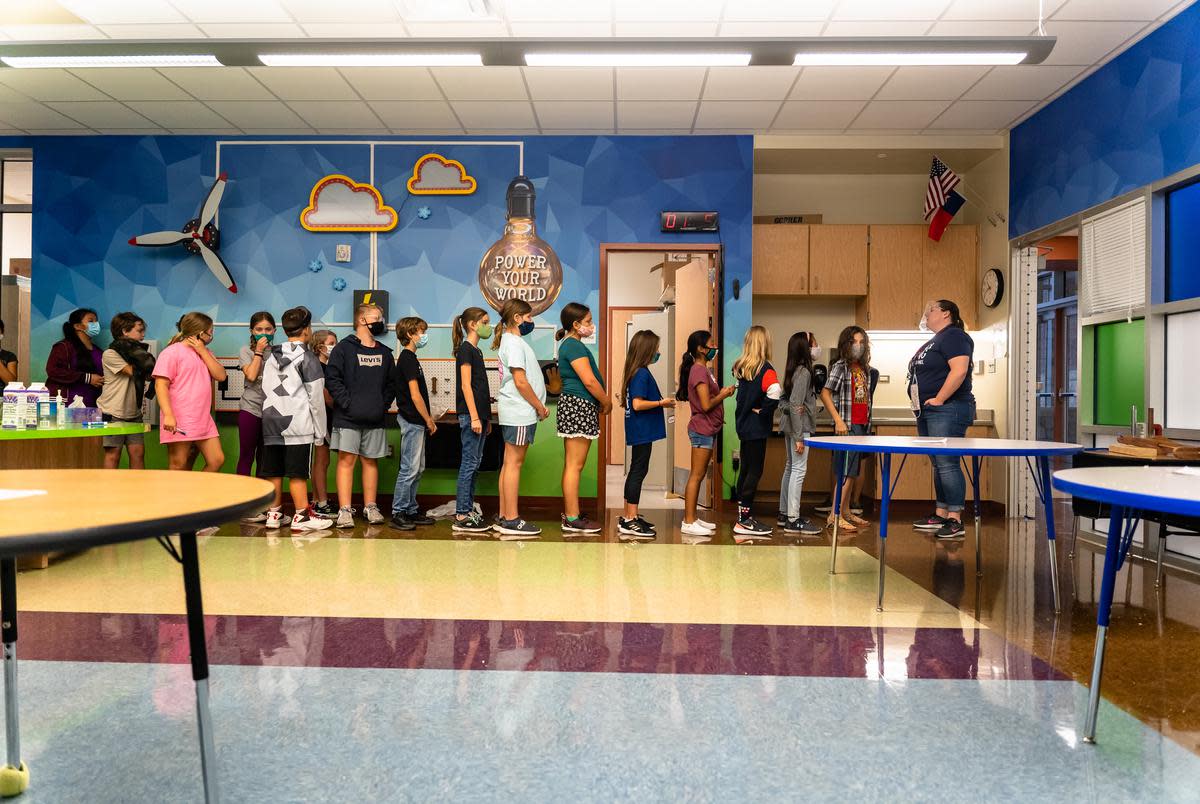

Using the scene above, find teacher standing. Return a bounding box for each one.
[908,299,976,539]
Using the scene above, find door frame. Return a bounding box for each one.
[598,242,723,516]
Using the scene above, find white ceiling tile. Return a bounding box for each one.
[722,0,835,20]
[523,67,613,100]
[822,21,934,36]
[942,0,1065,19]
[702,67,799,100]
[338,68,443,100]
[58,0,188,24]
[533,101,614,128]
[462,129,539,134]
[717,21,825,36]
[248,67,354,100]
[614,129,693,134]
[0,103,86,130]
[616,68,705,100]
[925,20,1038,36]
[205,100,309,128]
[369,100,461,128]
[298,23,410,37]
[23,130,93,135]
[316,129,392,134]
[288,100,385,128]
[508,21,612,37]
[542,129,616,134]
[694,100,780,128]
[91,129,168,134]
[1053,0,1179,21]
[239,128,317,134]
[198,22,306,37]
[431,67,528,100]
[612,21,720,36]
[502,0,612,21]
[452,100,538,129]
[389,128,466,135]
[613,0,723,20]
[927,100,1036,130]
[616,101,697,128]
[0,70,108,101]
[0,24,104,40]
[403,21,510,37]
[45,101,156,128]
[277,0,400,22]
[789,67,894,100]
[963,65,1086,100]
[832,0,950,20]
[124,101,233,128]
[850,100,952,129]
[170,129,245,134]
[97,23,206,38]
[875,66,989,100]
[169,0,292,23]
[0,84,27,104]
[156,68,274,100]
[773,100,865,129]
[68,69,191,101]
[1038,20,1148,65]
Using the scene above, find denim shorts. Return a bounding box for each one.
[501,423,538,446]
[688,430,715,449]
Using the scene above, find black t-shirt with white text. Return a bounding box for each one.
[909,327,975,405]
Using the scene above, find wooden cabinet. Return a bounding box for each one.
[922,225,978,328]
[752,224,808,295]
[865,225,926,330]
[759,436,833,496]
[809,224,868,296]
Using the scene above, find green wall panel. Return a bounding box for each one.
[1093,319,1145,426]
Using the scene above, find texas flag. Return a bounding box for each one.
[928,190,966,242]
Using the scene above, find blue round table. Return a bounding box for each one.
[1052,466,1200,744]
[804,436,1081,612]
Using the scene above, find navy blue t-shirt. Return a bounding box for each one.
[909,327,975,404]
[625,367,666,446]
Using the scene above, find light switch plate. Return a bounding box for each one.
[335,244,351,262]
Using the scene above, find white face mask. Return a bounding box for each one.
[810,345,823,361]
[918,317,931,333]
[850,344,865,360]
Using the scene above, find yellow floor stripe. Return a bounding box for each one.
[17,536,977,629]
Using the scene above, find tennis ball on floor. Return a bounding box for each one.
[0,763,28,797]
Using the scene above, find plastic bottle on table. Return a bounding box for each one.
[55,392,66,428]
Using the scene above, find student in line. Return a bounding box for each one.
[555,302,609,535]
[308,328,338,517]
[237,311,276,480]
[98,312,155,470]
[620,329,673,541]
[677,329,734,540]
[153,312,226,472]
[0,319,17,384]
[259,306,332,532]
[819,325,874,533]
[494,299,548,539]
[391,316,437,531]
[326,303,394,529]
[778,331,824,536]
[451,306,494,534]
[46,307,103,407]
[732,325,782,541]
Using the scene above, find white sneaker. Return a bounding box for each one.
[695,518,717,531]
[242,511,268,523]
[682,533,713,545]
[265,509,293,530]
[363,503,386,525]
[291,511,333,531]
[336,507,356,529]
[682,521,714,537]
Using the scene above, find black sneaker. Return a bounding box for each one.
[733,517,772,539]
[618,517,656,541]
[312,501,337,517]
[913,514,947,531]
[407,513,435,526]
[495,518,541,540]
[388,513,415,531]
[562,514,602,534]
[935,518,966,539]
[785,517,824,535]
[453,512,492,533]
[634,515,657,532]
[777,513,788,528]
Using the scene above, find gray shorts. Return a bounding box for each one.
[102,415,144,448]
[330,426,388,459]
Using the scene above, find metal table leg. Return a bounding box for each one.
[876,453,892,612]
[829,452,847,575]
[0,557,28,797]
[1038,456,1062,613]
[971,456,983,578]
[179,532,220,803]
[1083,506,1125,743]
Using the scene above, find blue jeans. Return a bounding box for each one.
[392,416,426,516]
[779,433,811,520]
[456,414,487,515]
[917,397,975,513]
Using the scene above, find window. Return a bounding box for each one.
[1092,318,1145,427]
[1166,179,1200,303]
[1080,199,1145,317]
[0,159,32,277]
[1166,310,1200,429]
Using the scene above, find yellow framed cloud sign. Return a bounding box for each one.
[301,175,398,232]
[407,153,477,195]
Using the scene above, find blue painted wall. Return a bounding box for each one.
[1010,1,1200,238]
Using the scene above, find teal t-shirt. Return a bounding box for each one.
[557,337,602,400]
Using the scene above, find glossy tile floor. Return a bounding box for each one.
[6,500,1200,802]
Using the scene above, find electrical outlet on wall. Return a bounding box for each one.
[335,244,351,262]
[988,361,997,374]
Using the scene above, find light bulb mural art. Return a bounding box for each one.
[478,176,563,316]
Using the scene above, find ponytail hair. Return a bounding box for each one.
[452,306,488,355]
[936,299,966,330]
[62,308,98,358]
[169,312,214,346]
[492,298,532,350]
[676,329,711,401]
[555,301,590,341]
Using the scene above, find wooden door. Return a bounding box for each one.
[673,257,715,505]
[809,224,868,296]
[867,225,926,329]
[922,225,978,328]
[752,224,809,295]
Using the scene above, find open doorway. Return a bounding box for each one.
[1034,233,1079,474]
[0,155,32,382]
[599,244,721,513]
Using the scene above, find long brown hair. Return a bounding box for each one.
[169,312,214,346]
[555,301,589,341]
[783,331,814,398]
[621,329,660,406]
[248,310,275,346]
[492,298,532,350]
[452,306,488,355]
[835,325,871,369]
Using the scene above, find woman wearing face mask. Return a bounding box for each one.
[238,311,276,487]
[46,307,104,407]
[153,312,227,472]
[555,302,610,535]
[909,299,976,539]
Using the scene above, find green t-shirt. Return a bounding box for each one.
[557,337,602,400]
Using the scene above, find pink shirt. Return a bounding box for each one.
[152,341,218,443]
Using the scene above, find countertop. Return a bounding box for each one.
[0,422,146,441]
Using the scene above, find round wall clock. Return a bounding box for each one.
[982,268,1005,308]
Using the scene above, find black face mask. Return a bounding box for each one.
[367,320,387,337]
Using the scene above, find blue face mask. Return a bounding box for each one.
[415,333,429,349]
[85,321,101,338]
[518,320,536,337]
[651,352,661,364]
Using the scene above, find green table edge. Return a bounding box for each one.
[0,422,146,440]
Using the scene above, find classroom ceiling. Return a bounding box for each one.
[0,0,1192,136]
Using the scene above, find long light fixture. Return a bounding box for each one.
[794,51,1027,66]
[0,54,221,68]
[525,52,751,67]
[258,53,482,67]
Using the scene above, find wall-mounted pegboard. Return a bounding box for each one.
[420,357,500,417]
[217,356,246,412]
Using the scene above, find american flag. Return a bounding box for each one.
[924,156,960,220]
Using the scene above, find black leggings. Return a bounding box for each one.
[624,443,653,505]
[736,438,767,508]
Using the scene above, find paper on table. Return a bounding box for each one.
[913,438,949,445]
[1173,466,1200,477]
[0,489,47,501]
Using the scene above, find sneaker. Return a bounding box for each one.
[265,509,293,530]
[695,518,717,531]
[784,517,823,535]
[452,512,492,533]
[635,516,658,532]
[682,532,713,545]
[495,518,542,540]
[913,514,947,531]
[242,511,268,523]
[814,499,833,514]
[850,505,864,516]
[618,518,656,541]
[682,521,714,537]
[389,513,416,531]
[734,517,772,538]
[935,519,966,539]
[291,510,333,531]
[312,501,337,517]
[406,512,435,526]
[562,514,602,534]
[336,507,356,529]
[363,503,386,525]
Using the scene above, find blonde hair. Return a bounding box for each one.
[452,306,488,355]
[168,312,214,346]
[492,298,532,350]
[732,325,772,381]
[621,329,660,406]
[354,303,382,325]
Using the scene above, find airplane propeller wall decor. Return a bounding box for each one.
[129,172,237,293]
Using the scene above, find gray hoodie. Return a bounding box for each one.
[261,341,327,446]
[779,365,817,437]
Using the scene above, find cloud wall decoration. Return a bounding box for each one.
[301,175,397,232]
[407,153,477,195]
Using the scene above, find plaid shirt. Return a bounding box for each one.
[825,360,873,424]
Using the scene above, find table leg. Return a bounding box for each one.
[972,456,983,578]
[829,451,847,575]
[1083,506,1125,744]
[876,453,892,612]
[0,558,28,797]
[1038,455,1062,613]
[179,532,219,804]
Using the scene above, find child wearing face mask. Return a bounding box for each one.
[819,325,874,533]
[237,311,276,487]
[153,311,226,472]
[451,307,494,534]
[494,298,548,539]
[46,307,104,407]
[309,328,338,517]
[390,316,436,531]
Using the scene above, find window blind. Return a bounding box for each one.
[1080,199,1146,318]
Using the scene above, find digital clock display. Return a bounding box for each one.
[661,211,719,233]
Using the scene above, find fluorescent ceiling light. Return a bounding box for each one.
[525,53,751,67]
[794,51,1027,66]
[258,53,483,67]
[0,54,221,69]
